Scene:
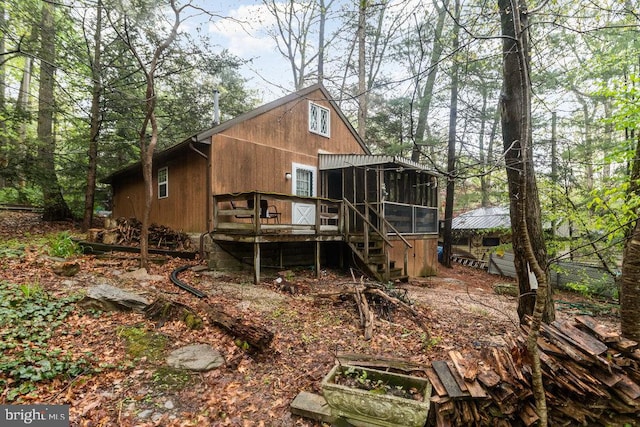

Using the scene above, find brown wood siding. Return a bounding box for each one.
[388,236,438,277]
[112,149,207,232]
[111,87,366,234]
[211,88,364,168]
[209,88,366,223]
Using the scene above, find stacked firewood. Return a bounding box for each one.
[428,315,640,426]
[91,217,193,251]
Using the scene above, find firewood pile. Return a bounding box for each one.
[90,217,193,251]
[428,315,639,426]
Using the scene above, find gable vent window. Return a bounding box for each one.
[309,102,330,138]
[158,167,168,199]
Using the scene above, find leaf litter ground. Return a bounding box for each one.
[0,211,619,426]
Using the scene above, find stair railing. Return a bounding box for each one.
[342,198,413,279]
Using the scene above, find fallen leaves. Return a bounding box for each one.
[0,212,620,426]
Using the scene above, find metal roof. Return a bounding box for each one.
[318,154,436,172]
[451,206,511,230]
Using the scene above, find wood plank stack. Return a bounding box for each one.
[429,315,640,426]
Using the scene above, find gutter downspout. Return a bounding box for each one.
[190,138,211,258]
[192,90,219,259]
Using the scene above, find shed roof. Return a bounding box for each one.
[318,154,436,172]
[451,206,511,230]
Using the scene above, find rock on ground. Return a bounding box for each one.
[166,344,224,371]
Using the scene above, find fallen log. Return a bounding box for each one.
[201,302,274,352]
[144,297,203,329]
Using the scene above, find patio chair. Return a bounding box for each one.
[247,198,281,223]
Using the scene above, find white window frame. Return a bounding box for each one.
[158,166,168,199]
[308,102,331,138]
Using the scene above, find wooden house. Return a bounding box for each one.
[106,84,440,283]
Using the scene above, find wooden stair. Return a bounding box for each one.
[347,235,407,282]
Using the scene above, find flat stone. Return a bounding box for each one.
[120,268,164,282]
[138,409,153,419]
[290,392,337,424]
[166,344,224,371]
[164,400,175,410]
[78,284,149,312]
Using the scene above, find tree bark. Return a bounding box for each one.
[498,0,553,325]
[203,303,274,351]
[621,220,640,342]
[318,0,326,84]
[116,1,182,269]
[357,0,367,139]
[82,0,103,231]
[36,1,72,221]
[499,0,551,424]
[411,0,448,163]
[0,3,6,187]
[441,0,460,269]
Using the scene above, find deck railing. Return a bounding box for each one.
[212,191,343,235]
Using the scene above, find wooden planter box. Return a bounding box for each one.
[321,364,432,427]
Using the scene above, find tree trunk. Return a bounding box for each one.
[317,0,326,84]
[36,1,72,221]
[411,0,448,163]
[499,0,551,424]
[82,1,103,232]
[498,0,553,325]
[621,221,640,342]
[478,89,489,207]
[357,0,367,139]
[621,124,640,341]
[441,0,460,269]
[0,3,6,187]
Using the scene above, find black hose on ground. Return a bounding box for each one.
[170,265,207,298]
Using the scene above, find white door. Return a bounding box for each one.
[292,163,317,225]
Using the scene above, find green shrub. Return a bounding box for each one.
[47,231,81,258]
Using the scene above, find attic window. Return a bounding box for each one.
[309,102,330,137]
[158,167,168,199]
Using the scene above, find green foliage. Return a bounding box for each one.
[46,231,81,258]
[0,281,89,401]
[19,282,44,299]
[0,186,43,207]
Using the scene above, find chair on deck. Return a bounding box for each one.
[248,198,281,223]
[230,200,253,220]
[231,198,281,223]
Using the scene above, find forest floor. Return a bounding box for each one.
[0,210,620,426]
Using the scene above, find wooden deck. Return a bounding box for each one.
[212,191,344,243]
[211,191,414,284]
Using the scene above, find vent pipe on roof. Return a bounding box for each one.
[213,89,220,126]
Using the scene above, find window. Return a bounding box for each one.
[309,102,330,137]
[482,237,501,247]
[296,168,313,197]
[158,167,168,199]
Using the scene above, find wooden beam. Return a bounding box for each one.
[315,241,321,278]
[253,241,260,285]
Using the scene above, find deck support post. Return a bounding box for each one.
[254,241,260,285]
[315,241,321,278]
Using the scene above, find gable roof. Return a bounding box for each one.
[452,206,511,230]
[194,83,369,153]
[104,84,369,183]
